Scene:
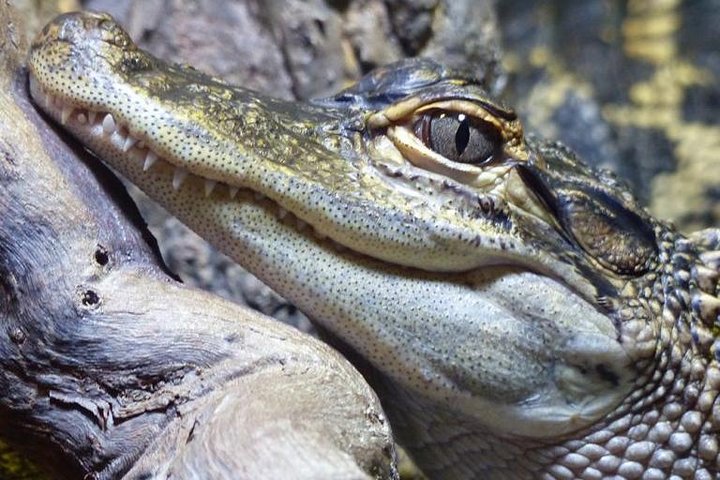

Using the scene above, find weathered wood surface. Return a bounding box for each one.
[0,2,395,478]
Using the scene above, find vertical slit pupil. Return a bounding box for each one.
[455,117,470,155]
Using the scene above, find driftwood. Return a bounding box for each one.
[0,3,395,478]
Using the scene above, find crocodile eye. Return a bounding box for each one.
[415,112,501,165]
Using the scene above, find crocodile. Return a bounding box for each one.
[27,11,720,479]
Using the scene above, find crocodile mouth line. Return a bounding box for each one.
[28,74,545,276]
[28,77,358,253]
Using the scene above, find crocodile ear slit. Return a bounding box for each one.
[516,163,657,276]
[556,188,657,276]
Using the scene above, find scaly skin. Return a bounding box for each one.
[28,12,720,479]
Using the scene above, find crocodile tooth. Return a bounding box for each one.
[114,129,126,143]
[172,168,188,190]
[45,94,55,109]
[76,113,87,125]
[88,111,97,124]
[204,179,217,197]
[229,186,239,199]
[60,106,74,125]
[143,151,158,171]
[122,136,138,152]
[102,113,116,134]
[278,208,288,219]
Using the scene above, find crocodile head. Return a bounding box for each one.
[28,12,720,478]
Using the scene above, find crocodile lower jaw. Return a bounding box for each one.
[28,77,358,254]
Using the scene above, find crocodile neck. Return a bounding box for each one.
[28,12,720,478]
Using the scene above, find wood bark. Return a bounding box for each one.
[0,3,395,478]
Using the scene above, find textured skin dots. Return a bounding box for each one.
[28,12,720,479]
